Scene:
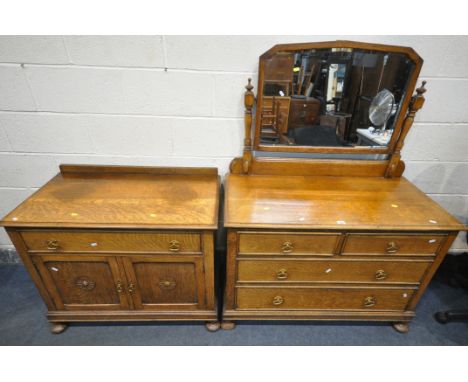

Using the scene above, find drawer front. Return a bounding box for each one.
[342,234,446,256]
[237,259,432,284]
[238,232,340,255]
[236,287,414,311]
[20,230,201,254]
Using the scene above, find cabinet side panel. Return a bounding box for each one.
[202,231,215,310]
[406,232,458,311]
[6,229,56,309]
[224,230,238,310]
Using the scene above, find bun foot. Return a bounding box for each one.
[392,322,409,334]
[50,323,68,334]
[221,321,236,330]
[205,321,221,332]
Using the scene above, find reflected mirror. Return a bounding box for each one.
[255,41,422,154]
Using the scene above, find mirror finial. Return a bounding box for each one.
[243,78,255,174]
[246,78,254,92]
[416,80,427,96]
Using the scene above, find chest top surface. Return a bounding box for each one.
[225,174,465,231]
[1,165,219,230]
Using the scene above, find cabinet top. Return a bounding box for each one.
[1,165,220,230]
[224,174,466,231]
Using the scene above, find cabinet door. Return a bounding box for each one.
[33,255,130,311]
[122,256,206,311]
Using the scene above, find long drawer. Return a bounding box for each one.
[238,232,340,255]
[236,258,431,284]
[236,287,414,311]
[20,230,201,254]
[342,234,446,256]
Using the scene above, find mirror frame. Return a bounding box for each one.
[253,40,423,155]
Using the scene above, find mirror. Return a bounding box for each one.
[255,41,422,155]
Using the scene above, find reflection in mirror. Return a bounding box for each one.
[259,47,415,149]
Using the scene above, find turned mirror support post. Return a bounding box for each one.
[242,78,255,174]
[385,81,427,178]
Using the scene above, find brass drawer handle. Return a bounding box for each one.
[46,239,60,250]
[272,296,284,306]
[276,269,288,280]
[169,240,181,252]
[375,269,388,281]
[128,282,135,294]
[281,241,293,253]
[364,296,377,308]
[116,281,124,293]
[386,242,399,253]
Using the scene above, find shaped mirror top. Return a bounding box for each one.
[254,41,423,156]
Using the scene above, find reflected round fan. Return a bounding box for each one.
[369,89,395,128]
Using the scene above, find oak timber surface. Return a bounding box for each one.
[225,174,464,231]
[1,169,219,229]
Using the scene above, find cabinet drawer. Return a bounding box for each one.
[238,232,340,255]
[342,234,445,256]
[20,230,201,254]
[237,259,431,284]
[236,287,414,311]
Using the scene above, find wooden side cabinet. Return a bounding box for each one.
[1,165,221,333]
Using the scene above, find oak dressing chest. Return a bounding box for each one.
[222,41,467,332]
[1,165,220,333]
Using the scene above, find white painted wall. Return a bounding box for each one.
[0,35,466,251]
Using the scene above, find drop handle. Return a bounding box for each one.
[364,296,377,308]
[276,269,288,280]
[386,242,399,253]
[128,282,135,294]
[46,239,60,250]
[272,296,284,306]
[169,240,181,252]
[281,241,293,253]
[375,270,388,281]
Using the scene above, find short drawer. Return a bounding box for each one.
[236,287,414,311]
[238,232,340,255]
[341,234,446,256]
[20,230,201,254]
[237,259,431,284]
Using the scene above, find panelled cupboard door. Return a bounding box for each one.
[122,256,206,311]
[33,255,130,311]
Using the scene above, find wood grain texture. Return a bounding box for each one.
[123,259,201,309]
[1,165,219,229]
[238,232,340,255]
[202,231,216,310]
[223,309,414,321]
[1,165,220,329]
[230,157,389,177]
[341,233,446,256]
[406,232,458,311]
[222,43,464,330]
[236,258,432,284]
[20,230,202,254]
[235,286,415,311]
[32,254,129,311]
[224,174,466,231]
[59,164,218,176]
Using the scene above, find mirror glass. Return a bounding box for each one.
[258,46,416,150]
